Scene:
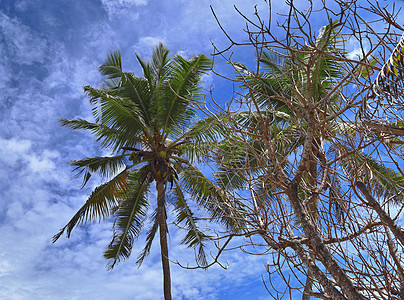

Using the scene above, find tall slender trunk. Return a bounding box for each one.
[157,180,172,300]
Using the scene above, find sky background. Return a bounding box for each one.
[0,0,402,299]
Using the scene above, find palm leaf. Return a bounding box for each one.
[183,110,293,163]
[136,56,153,90]
[183,115,228,162]
[150,42,170,82]
[99,50,124,79]
[52,169,128,242]
[158,54,212,136]
[60,118,141,151]
[136,206,159,266]
[338,145,404,202]
[104,170,150,269]
[374,33,404,94]
[236,65,293,111]
[71,155,127,186]
[327,120,358,139]
[180,163,244,232]
[171,183,208,266]
[84,86,152,144]
[315,20,343,51]
[116,75,154,127]
[235,22,344,113]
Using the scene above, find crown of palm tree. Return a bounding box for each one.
[54,43,243,300]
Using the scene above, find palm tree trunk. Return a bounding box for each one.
[157,180,172,300]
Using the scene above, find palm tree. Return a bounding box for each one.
[53,43,240,300]
[360,32,404,139]
[191,21,404,298]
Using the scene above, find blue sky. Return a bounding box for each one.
[1,0,402,299]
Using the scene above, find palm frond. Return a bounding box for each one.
[116,75,154,126]
[136,206,159,266]
[150,42,170,83]
[215,122,297,191]
[259,51,284,74]
[135,55,154,93]
[215,167,248,191]
[158,54,212,136]
[338,145,404,202]
[71,155,127,187]
[373,32,404,95]
[60,118,100,131]
[180,163,245,232]
[352,57,378,78]
[183,110,293,163]
[363,156,404,202]
[99,50,124,79]
[315,20,343,51]
[84,86,152,143]
[186,114,229,142]
[328,120,358,139]
[233,60,292,111]
[52,169,128,242]
[235,22,345,113]
[182,115,228,162]
[104,170,150,269]
[171,183,208,266]
[359,33,404,122]
[214,137,253,191]
[60,118,141,152]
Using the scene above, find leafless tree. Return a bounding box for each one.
[189,1,404,299]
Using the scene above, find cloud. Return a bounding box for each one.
[0,12,48,65]
[131,36,166,57]
[0,1,280,299]
[346,36,371,60]
[101,0,147,18]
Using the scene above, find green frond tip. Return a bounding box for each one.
[59,118,99,130]
[99,50,123,79]
[59,117,141,152]
[151,42,170,80]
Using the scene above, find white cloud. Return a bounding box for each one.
[346,37,370,60]
[132,36,166,57]
[0,12,48,65]
[28,149,58,174]
[0,137,31,165]
[101,0,147,18]
[14,0,29,12]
